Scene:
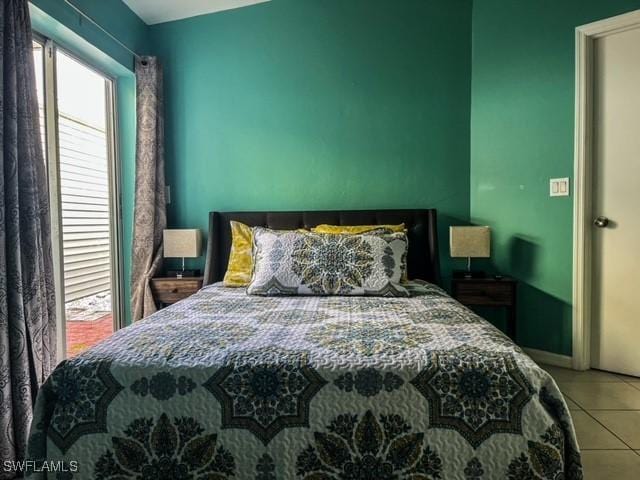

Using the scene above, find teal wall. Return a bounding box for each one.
[30,0,640,349]
[30,0,148,71]
[29,0,148,325]
[471,0,640,355]
[116,77,137,326]
[150,0,473,280]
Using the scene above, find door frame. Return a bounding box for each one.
[40,37,67,360]
[105,79,125,334]
[572,9,640,370]
[34,33,125,360]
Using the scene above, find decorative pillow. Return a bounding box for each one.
[247,228,410,297]
[223,222,310,287]
[223,221,253,287]
[311,223,409,282]
[311,223,406,234]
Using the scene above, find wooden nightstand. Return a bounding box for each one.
[451,277,518,340]
[150,276,203,308]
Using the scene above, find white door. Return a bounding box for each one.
[590,26,640,376]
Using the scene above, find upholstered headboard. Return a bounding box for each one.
[203,209,441,286]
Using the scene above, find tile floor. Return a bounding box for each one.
[539,364,640,479]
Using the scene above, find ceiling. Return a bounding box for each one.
[122,0,270,25]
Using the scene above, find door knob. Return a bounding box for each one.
[594,216,609,228]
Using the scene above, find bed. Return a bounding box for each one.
[28,209,582,479]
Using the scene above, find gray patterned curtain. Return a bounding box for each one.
[0,0,57,474]
[131,57,166,321]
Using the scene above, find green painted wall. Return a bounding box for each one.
[29,0,148,325]
[30,0,148,71]
[33,0,640,349]
[150,0,473,280]
[116,76,137,326]
[471,0,640,355]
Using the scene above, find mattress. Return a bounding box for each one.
[28,281,582,479]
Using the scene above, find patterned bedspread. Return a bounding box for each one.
[28,282,582,479]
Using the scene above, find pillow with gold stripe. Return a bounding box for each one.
[311,223,406,234]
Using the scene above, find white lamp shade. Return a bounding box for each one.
[163,229,202,258]
[450,226,491,258]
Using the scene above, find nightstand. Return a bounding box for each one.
[451,277,517,340]
[150,276,203,308]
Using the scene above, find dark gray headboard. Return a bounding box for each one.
[203,209,441,286]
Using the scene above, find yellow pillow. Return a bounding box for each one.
[223,221,253,287]
[311,223,406,234]
[223,222,310,287]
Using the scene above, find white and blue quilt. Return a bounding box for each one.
[28,282,582,479]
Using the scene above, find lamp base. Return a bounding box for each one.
[167,269,201,278]
[453,270,487,279]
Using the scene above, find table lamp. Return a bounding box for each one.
[163,229,202,278]
[450,226,490,278]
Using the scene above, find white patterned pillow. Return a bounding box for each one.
[247,228,409,296]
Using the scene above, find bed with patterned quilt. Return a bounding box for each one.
[28,279,582,479]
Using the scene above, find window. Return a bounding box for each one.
[32,37,122,359]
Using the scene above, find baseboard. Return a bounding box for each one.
[523,347,573,369]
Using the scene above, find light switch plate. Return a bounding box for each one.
[165,185,171,204]
[550,177,570,197]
